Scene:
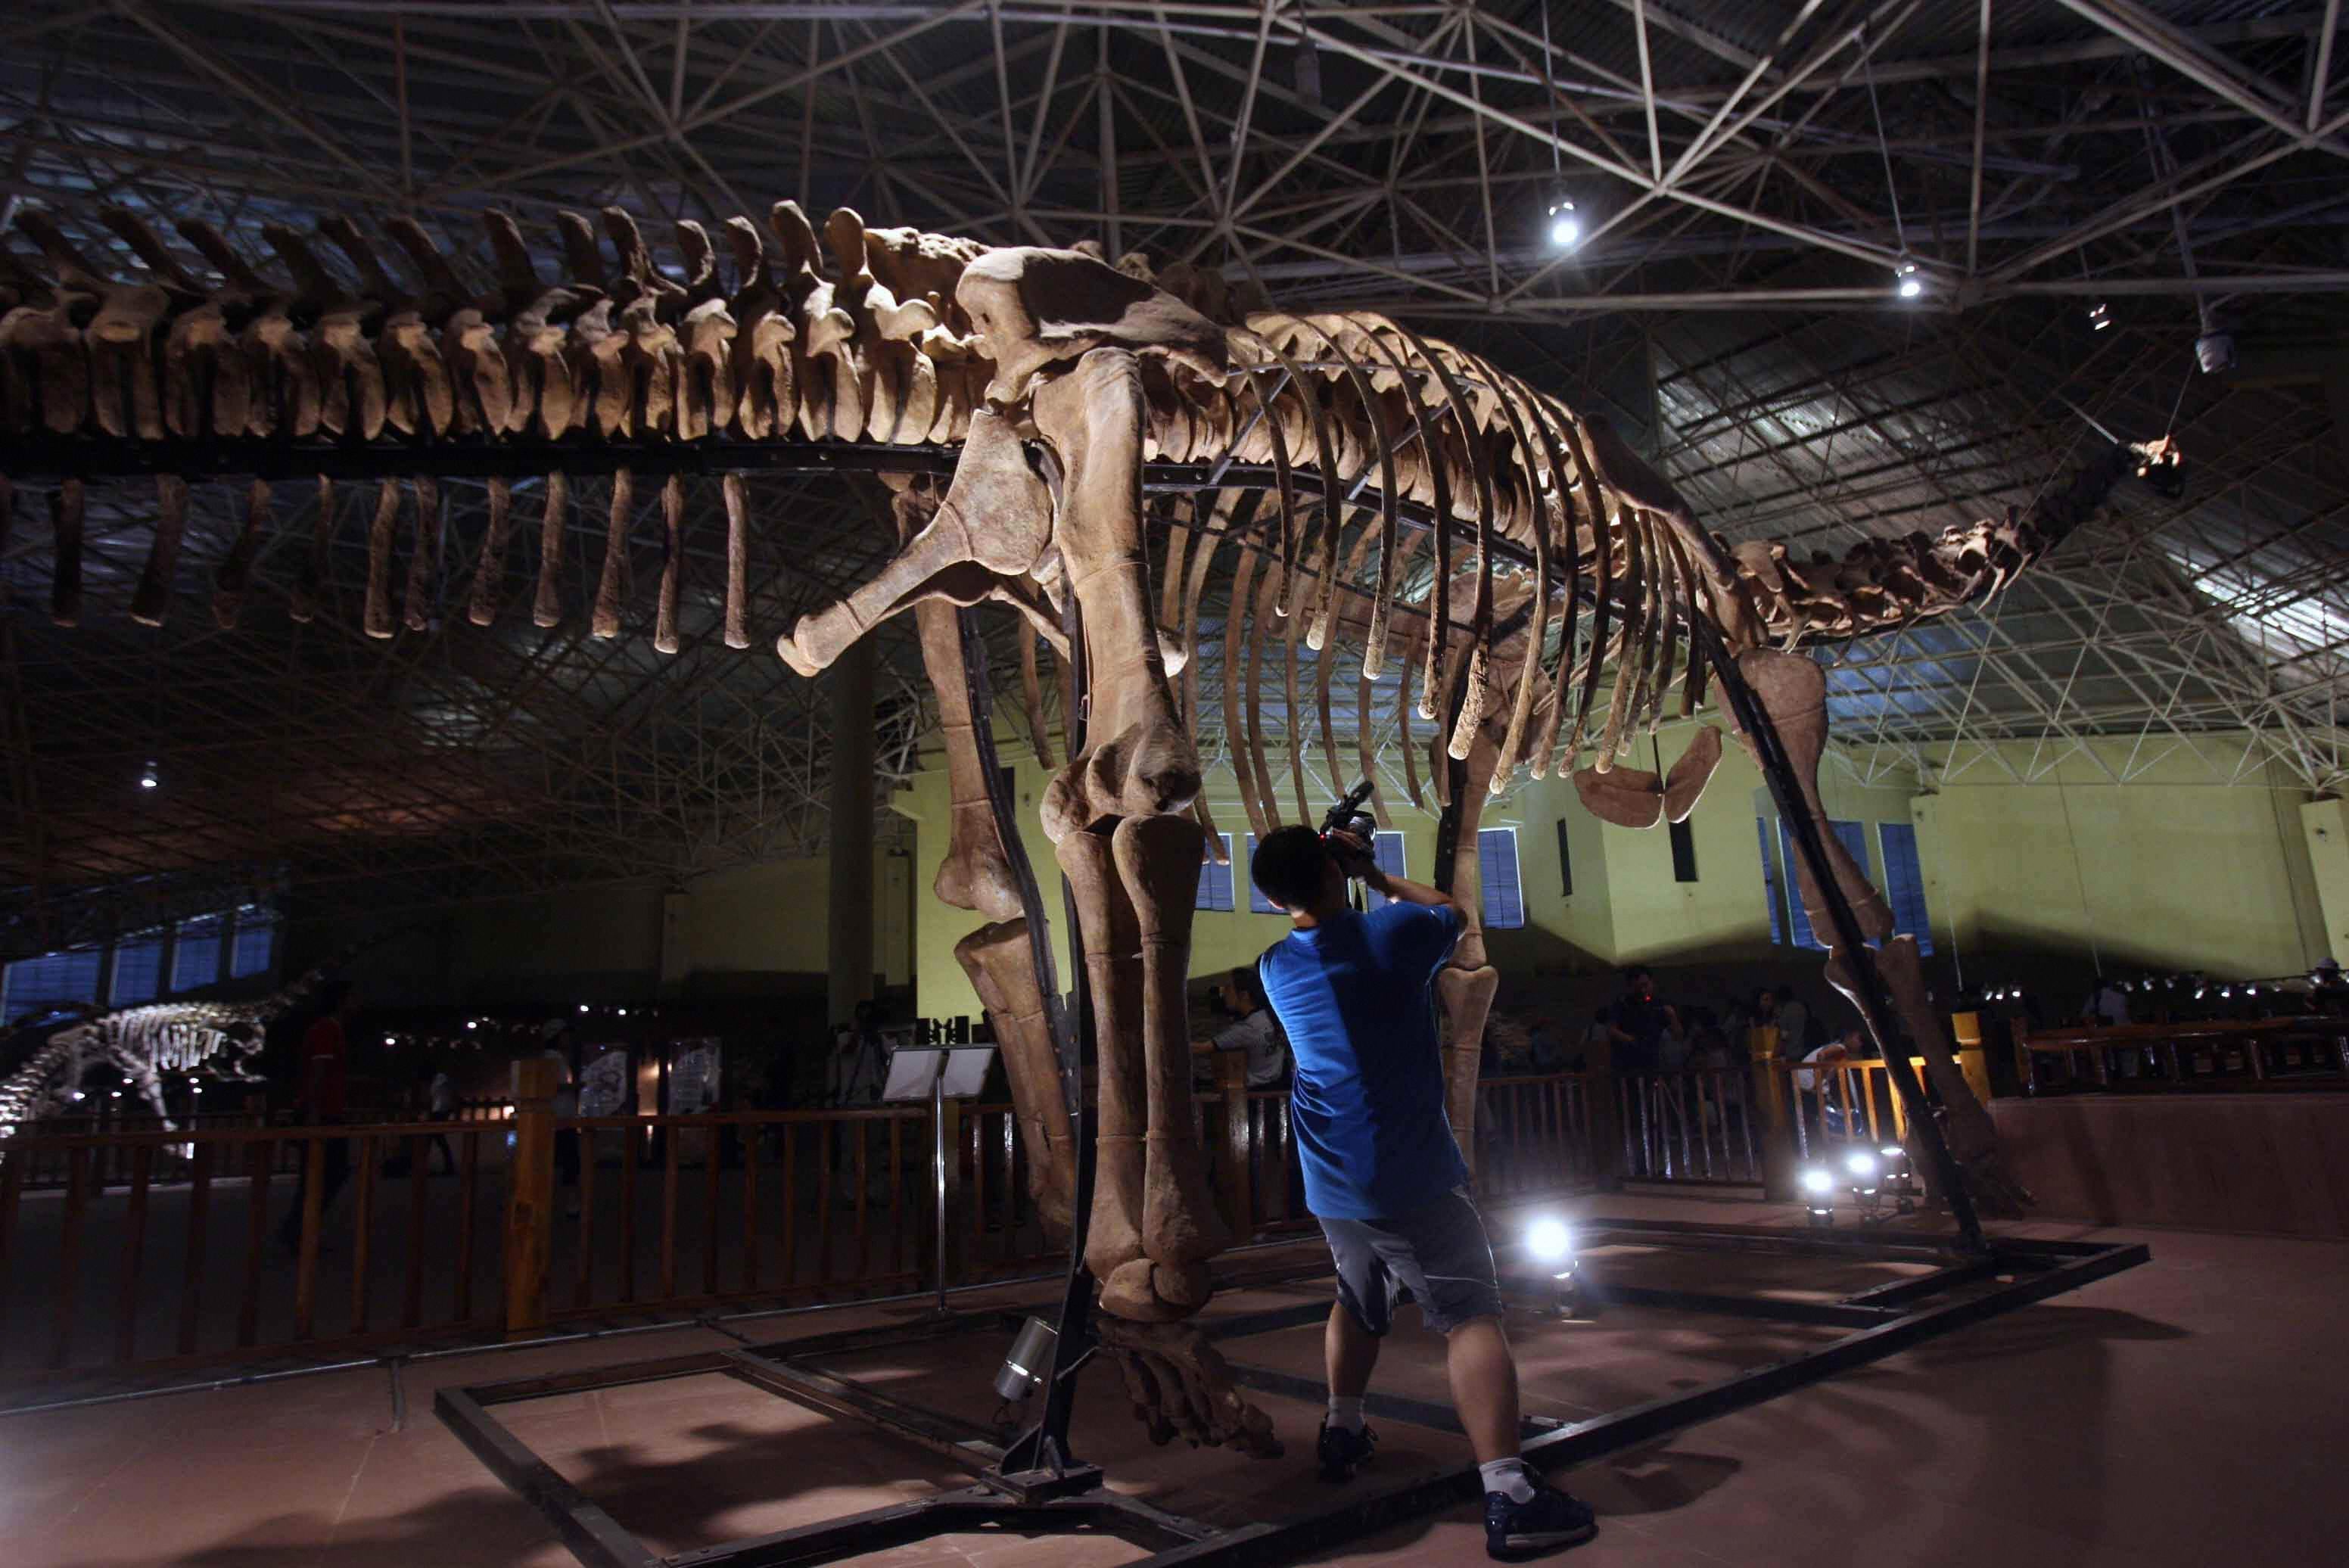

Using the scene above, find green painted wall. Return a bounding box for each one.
[1915,740,2329,978]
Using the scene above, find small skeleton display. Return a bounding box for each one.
[0,203,2179,1451]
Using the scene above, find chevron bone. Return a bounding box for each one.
[0,198,2182,1431]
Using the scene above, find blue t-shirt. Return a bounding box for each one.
[1258,901,1469,1220]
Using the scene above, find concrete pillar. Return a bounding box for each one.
[827,640,878,1026]
[2301,798,2349,965]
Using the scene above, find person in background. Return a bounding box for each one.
[1526,1016,1568,1075]
[1613,967,1679,1077]
[540,1022,582,1217]
[1208,968,1290,1089]
[2307,957,2347,1017]
[2084,975,2141,1078]
[827,999,890,1107]
[1248,824,1598,1558]
[1581,1004,1628,1076]
[277,980,360,1253]
[1772,985,1812,1057]
[426,1065,458,1174]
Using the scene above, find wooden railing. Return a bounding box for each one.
[1610,1068,1762,1185]
[0,1118,505,1377]
[1479,1074,1604,1195]
[2017,1016,2349,1094]
[3,1041,2046,1381]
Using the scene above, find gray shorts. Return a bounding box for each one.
[1319,1187,1503,1337]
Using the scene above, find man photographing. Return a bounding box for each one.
[1250,823,1597,1561]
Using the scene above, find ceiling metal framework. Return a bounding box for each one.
[1,0,2344,960]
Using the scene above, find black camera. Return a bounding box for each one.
[1319,779,1377,848]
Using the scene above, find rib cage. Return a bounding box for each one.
[1,201,2140,798]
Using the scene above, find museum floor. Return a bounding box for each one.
[2,1191,2339,1568]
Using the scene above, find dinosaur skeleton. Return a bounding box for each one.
[0,201,2179,1452]
[0,985,309,1137]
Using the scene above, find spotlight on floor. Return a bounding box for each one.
[1526,1216,1575,1267]
[993,1314,1058,1405]
[1844,1150,1879,1187]
[1801,1166,1836,1227]
[1880,1143,1920,1215]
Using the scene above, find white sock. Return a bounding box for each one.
[1327,1395,1366,1433]
[1480,1458,1536,1503]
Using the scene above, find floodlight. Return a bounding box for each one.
[1546,198,1580,250]
[1526,1216,1574,1265]
[994,1315,1059,1403]
[1894,261,1922,300]
[1800,1168,1834,1196]
[1846,1151,1878,1180]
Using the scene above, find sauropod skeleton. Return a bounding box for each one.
[0,200,2178,1450]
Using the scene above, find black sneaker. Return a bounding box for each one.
[1315,1419,1376,1482]
[1485,1478,1597,1560]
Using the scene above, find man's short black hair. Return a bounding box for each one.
[1250,825,1330,912]
[1622,965,1653,984]
[1774,984,1797,1003]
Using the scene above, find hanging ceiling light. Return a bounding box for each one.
[2087,301,2112,331]
[138,760,159,790]
[1546,197,1581,250]
[1894,261,1923,300]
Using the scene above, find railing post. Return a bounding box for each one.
[502,1058,558,1340]
[1217,1051,1252,1238]
[1748,1025,1797,1202]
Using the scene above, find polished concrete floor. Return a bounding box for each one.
[2,1192,2339,1567]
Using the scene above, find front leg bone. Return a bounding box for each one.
[1113,814,1227,1314]
[1056,830,1153,1306]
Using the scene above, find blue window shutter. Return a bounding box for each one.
[3,948,104,1020]
[111,936,166,1005]
[1776,820,1872,950]
[1477,828,1525,930]
[231,907,280,978]
[1195,833,1235,911]
[173,915,225,992]
[1365,831,1408,909]
[1758,818,1786,945]
[1878,823,1934,955]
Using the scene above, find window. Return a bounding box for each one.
[1775,819,1871,950]
[1196,832,1235,911]
[111,935,166,1006]
[1669,818,1699,883]
[2,948,103,1021]
[172,914,225,992]
[230,907,279,978]
[1757,818,1786,944]
[1246,835,1280,914]
[1554,819,1573,897]
[1878,823,1934,955]
[1364,831,1409,910]
[1477,828,1525,929]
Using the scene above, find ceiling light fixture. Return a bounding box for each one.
[2087,301,2111,331]
[1546,197,1580,250]
[138,761,159,790]
[1894,261,1922,300]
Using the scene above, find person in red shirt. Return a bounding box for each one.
[278,981,360,1253]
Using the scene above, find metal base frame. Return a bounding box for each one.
[439,1218,2144,1568]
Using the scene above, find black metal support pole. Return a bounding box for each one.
[962,600,1097,1479]
[1697,624,1984,1252]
